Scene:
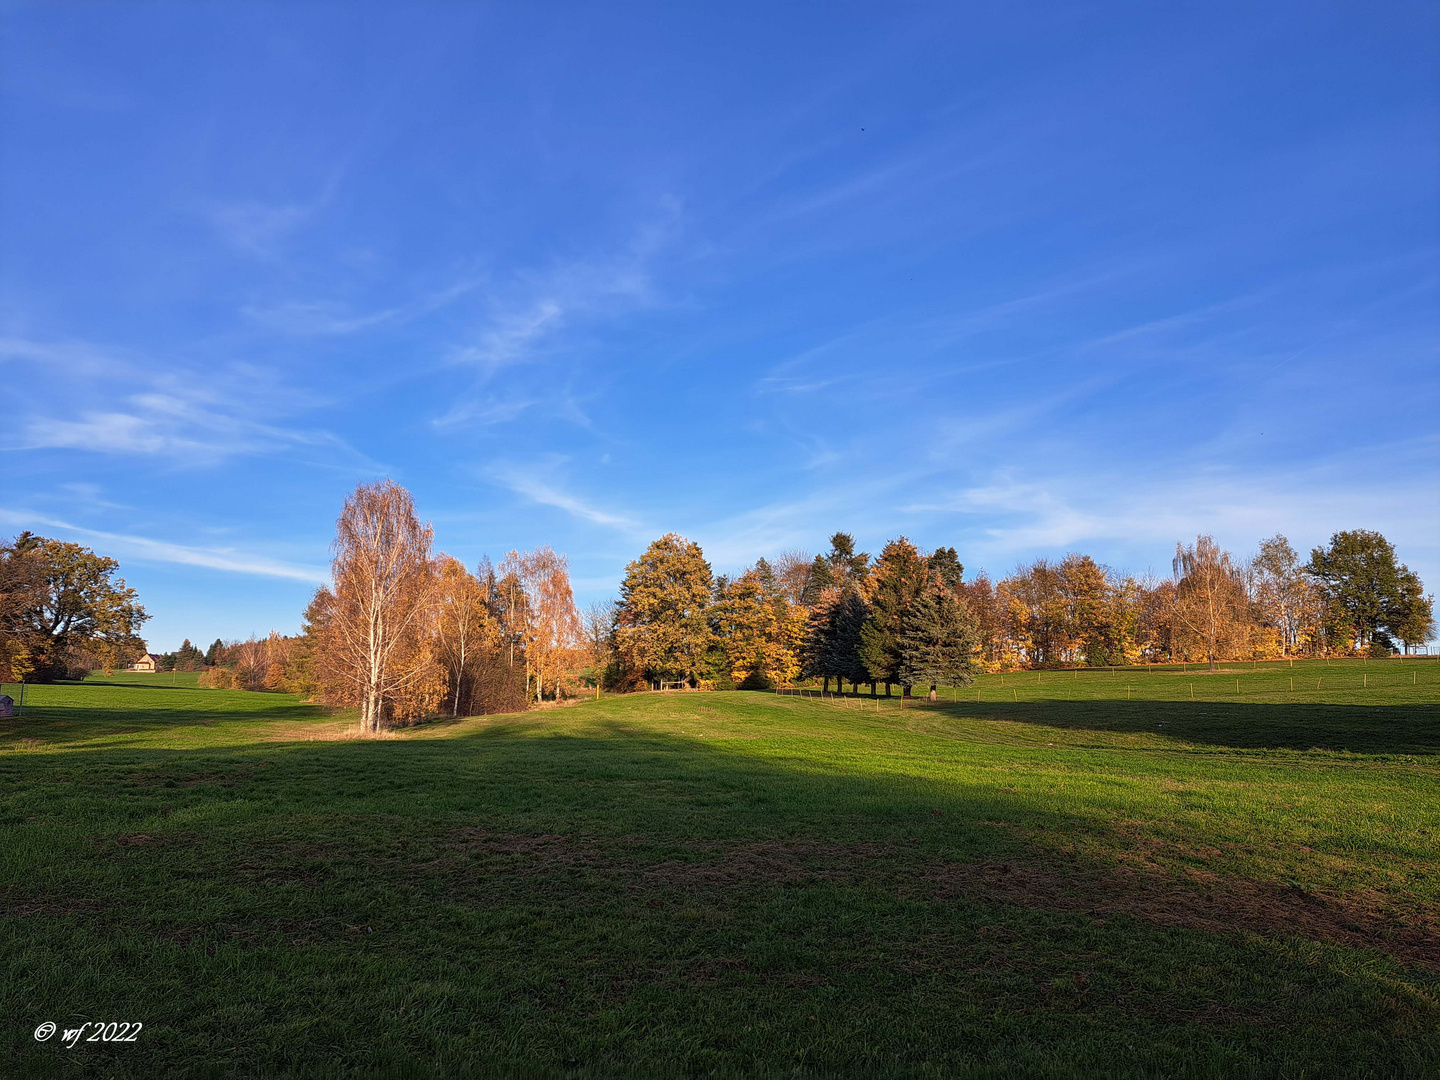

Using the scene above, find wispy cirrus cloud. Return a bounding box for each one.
[488,463,643,533]
[242,277,484,336]
[199,170,344,258]
[0,335,380,469]
[434,210,678,429]
[0,510,328,583]
[446,256,653,378]
[900,435,1440,575]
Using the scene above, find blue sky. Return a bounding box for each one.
[3,2,1437,652]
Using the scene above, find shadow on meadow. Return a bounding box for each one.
[6,712,1440,1077]
[2,696,332,744]
[926,697,1440,755]
[8,717,1439,968]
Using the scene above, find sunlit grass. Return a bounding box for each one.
[3,660,1437,1077]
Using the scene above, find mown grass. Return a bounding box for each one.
[3,660,1438,1078]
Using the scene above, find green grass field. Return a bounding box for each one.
[3,659,1438,1078]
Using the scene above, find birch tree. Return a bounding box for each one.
[317,480,441,731]
[517,547,582,702]
[433,556,498,717]
[1172,535,1251,670]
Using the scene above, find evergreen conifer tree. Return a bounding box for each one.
[826,532,870,587]
[801,588,837,687]
[927,547,964,591]
[754,557,778,596]
[205,638,223,666]
[900,585,979,693]
[826,589,869,691]
[858,537,927,695]
[800,556,835,606]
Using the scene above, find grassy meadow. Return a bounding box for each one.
[3,659,1438,1077]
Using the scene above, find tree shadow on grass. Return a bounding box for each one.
[933,698,1440,755]
[5,716,1439,1076]
[1,700,333,744]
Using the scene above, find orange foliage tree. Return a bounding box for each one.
[312,480,444,731]
[501,546,582,703]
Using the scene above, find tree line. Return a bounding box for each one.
[597,526,1433,696]
[2,481,1433,724]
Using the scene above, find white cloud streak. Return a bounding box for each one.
[0,511,328,583]
[434,211,677,428]
[0,336,379,468]
[242,278,484,336]
[489,466,643,533]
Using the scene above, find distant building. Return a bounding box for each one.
[131,653,161,673]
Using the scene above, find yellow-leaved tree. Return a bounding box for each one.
[614,534,714,689]
[313,480,444,731]
[1171,535,1252,670]
[712,567,804,688]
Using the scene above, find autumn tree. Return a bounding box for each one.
[504,546,582,702]
[858,537,927,695]
[1171,536,1251,670]
[0,540,44,682]
[773,550,813,607]
[614,534,714,687]
[1059,554,1136,666]
[1134,574,1176,664]
[312,480,443,731]
[712,567,804,688]
[583,600,617,685]
[999,560,1068,667]
[960,572,1008,671]
[432,556,498,716]
[0,532,149,681]
[1250,535,1321,656]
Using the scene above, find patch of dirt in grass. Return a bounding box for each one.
[438,831,901,890]
[436,829,1440,970]
[2,889,110,917]
[438,830,603,874]
[127,765,269,788]
[923,860,1440,972]
[640,840,895,890]
[113,832,162,846]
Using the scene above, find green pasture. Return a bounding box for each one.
[3,659,1438,1077]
